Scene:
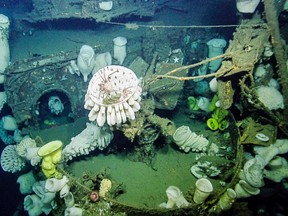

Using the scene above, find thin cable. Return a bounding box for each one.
[98,20,268,29]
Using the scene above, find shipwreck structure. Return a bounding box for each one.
[15,0,172,23]
[1,0,288,215]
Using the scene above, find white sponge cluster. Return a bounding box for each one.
[16,136,41,166]
[1,145,26,173]
[84,65,142,127]
[16,136,37,157]
[256,86,284,110]
[62,123,113,161]
[173,126,209,153]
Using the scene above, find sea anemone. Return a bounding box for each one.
[90,191,99,202]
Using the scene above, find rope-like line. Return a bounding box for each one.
[98,20,268,29]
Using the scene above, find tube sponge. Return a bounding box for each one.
[187,96,199,111]
[263,156,288,182]
[17,171,37,194]
[160,186,189,208]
